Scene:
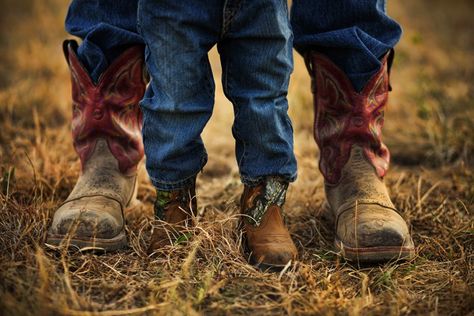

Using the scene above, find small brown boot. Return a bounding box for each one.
[148,180,197,253]
[46,40,146,251]
[240,177,297,269]
[306,51,415,262]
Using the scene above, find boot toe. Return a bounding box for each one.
[255,251,295,267]
[250,241,297,267]
[147,224,179,253]
[49,196,123,239]
[337,204,412,249]
[54,213,121,239]
[357,225,407,248]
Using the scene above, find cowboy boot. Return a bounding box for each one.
[306,51,415,262]
[240,177,298,269]
[46,40,146,251]
[148,179,197,253]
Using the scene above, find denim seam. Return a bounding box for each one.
[281,0,289,18]
[220,0,229,37]
[223,54,248,172]
[136,0,153,71]
[136,0,142,34]
[205,60,214,98]
[221,0,244,37]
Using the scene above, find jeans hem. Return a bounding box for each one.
[149,155,206,191]
[241,173,297,187]
[150,173,199,191]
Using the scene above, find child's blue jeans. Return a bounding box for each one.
[65,0,402,190]
[139,0,296,189]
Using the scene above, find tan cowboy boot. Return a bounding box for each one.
[240,177,297,269]
[147,180,197,253]
[306,51,415,262]
[46,40,146,251]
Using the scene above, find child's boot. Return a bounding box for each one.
[148,180,197,252]
[305,51,415,262]
[240,177,297,269]
[46,40,146,251]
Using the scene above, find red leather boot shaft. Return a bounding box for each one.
[64,40,146,175]
[306,52,393,185]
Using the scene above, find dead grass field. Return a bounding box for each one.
[0,0,473,315]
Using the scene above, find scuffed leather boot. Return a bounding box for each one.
[306,51,415,262]
[240,177,297,269]
[46,40,146,251]
[148,180,197,253]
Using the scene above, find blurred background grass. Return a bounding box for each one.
[0,1,473,315]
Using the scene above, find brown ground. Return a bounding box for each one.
[0,0,473,315]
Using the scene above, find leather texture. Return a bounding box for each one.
[148,182,197,253]
[66,40,146,175]
[307,52,414,262]
[46,41,146,251]
[307,52,391,185]
[240,181,297,268]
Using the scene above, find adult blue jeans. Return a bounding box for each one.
[291,0,401,91]
[65,0,401,91]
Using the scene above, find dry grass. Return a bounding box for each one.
[0,0,473,315]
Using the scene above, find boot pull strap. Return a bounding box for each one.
[62,39,78,65]
[304,51,315,78]
[304,52,319,94]
[386,49,395,92]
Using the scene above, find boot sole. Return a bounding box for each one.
[334,238,415,263]
[243,237,295,272]
[45,230,127,252]
[247,254,292,272]
[45,186,142,252]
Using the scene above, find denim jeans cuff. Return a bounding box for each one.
[150,174,197,191]
[240,173,297,187]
